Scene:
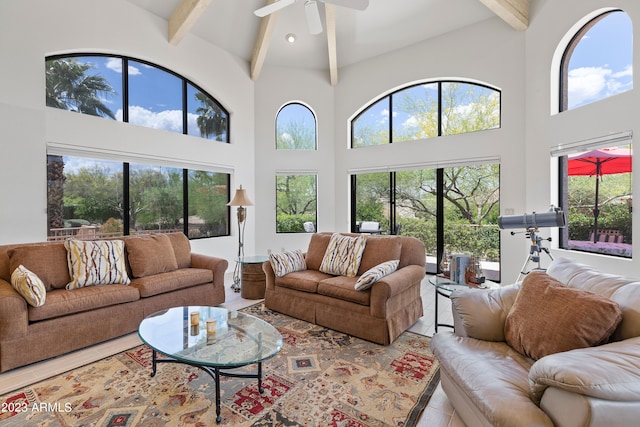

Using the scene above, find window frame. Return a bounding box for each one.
[350,79,501,148]
[45,53,230,143]
[275,101,318,150]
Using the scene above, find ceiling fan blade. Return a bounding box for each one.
[254,0,296,17]
[305,1,323,35]
[321,0,369,11]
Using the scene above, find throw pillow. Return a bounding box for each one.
[269,249,307,277]
[7,244,70,290]
[125,234,179,278]
[354,260,399,291]
[64,239,131,290]
[504,271,623,360]
[319,233,367,277]
[10,264,46,307]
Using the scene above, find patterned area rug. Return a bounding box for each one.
[0,304,439,426]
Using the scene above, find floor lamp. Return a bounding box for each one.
[227,185,254,292]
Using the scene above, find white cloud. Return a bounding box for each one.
[105,58,141,76]
[568,64,633,108]
[612,64,633,78]
[128,105,183,133]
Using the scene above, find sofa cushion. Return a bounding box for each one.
[269,249,307,277]
[64,239,131,290]
[275,270,332,293]
[8,244,70,290]
[166,232,191,269]
[318,276,371,306]
[319,233,367,277]
[11,265,46,307]
[130,268,213,297]
[125,234,179,278]
[354,260,399,291]
[28,285,140,322]
[357,236,402,275]
[305,233,332,270]
[504,272,623,360]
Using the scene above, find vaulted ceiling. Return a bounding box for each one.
[126,0,528,85]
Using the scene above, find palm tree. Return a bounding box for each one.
[45,58,116,119]
[194,92,227,139]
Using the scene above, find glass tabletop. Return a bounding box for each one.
[428,275,493,292]
[138,306,283,368]
[237,255,269,264]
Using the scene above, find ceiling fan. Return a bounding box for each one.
[254,0,369,35]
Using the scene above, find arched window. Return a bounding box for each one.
[560,10,633,111]
[276,102,317,150]
[45,54,230,142]
[351,80,500,148]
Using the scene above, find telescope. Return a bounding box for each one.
[498,207,566,230]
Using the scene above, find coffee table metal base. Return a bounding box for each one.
[150,349,264,424]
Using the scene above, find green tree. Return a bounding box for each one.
[276,175,317,232]
[195,92,227,140]
[45,58,116,118]
[276,119,315,149]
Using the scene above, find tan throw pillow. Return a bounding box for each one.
[504,271,623,360]
[354,260,399,291]
[125,234,179,278]
[8,244,70,290]
[64,239,131,290]
[11,265,46,307]
[166,232,191,269]
[319,233,367,277]
[269,250,307,277]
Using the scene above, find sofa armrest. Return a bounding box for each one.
[529,337,640,403]
[262,260,275,290]
[191,253,228,289]
[451,283,520,341]
[370,265,424,318]
[0,279,28,339]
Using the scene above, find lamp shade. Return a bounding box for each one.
[227,186,254,207]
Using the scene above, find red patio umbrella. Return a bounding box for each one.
[568,147,632,243]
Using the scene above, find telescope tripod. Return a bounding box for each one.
[514,228,554,282]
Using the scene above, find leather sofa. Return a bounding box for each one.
[262,232,426,345]
[431,257,640,426]
[0,233,227,372]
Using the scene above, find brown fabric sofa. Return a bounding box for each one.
[262,232,426,345]
[0,233,227,373]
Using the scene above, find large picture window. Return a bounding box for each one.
[351,163,501,281]
[45,54,230,142]
[351,80,500,148]
[46,155,230,240]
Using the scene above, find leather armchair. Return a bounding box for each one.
[431,258,640,427]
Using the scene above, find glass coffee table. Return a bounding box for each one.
[138,306,283,424]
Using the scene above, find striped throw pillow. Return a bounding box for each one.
[64,239,131,290]
[354,260,399,291]
[319,233,367,277]
[11,264,46,307]
[269,249,307,277]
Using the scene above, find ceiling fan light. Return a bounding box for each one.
[285,33,296,43]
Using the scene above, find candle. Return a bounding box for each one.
[190,311,199,326]
[206,319,217,335]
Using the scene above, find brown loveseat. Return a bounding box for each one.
[262,232,426,345]
[0,233,227,373]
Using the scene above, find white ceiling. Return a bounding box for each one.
[126,0,498,72]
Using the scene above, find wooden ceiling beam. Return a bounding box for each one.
[251,0,279,81]
[325,4,338,86]
[168,0,213,46]
[478,0,528,31]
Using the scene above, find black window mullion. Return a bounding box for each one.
[390,172,396,234]
[122,58,129,123]
[183,169,189,236]
[437,82,443,137]
[182,81,188,135]
[436,168,444,273]
[388,96,393,144]
[123,163,130,235]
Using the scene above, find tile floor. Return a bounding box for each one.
[0,275,465,426]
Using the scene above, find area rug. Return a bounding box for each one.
[0,304,439,426]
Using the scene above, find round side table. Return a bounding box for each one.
[238,256,269,299]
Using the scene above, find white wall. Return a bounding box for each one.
[0,0,255,266]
